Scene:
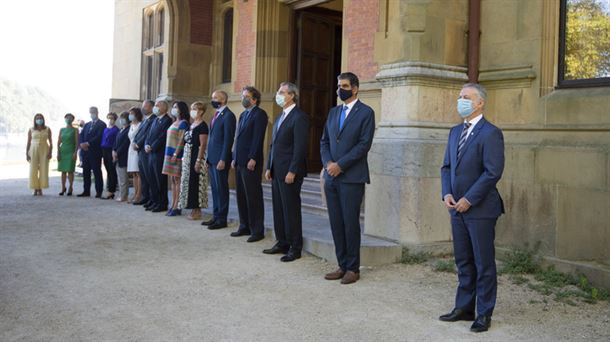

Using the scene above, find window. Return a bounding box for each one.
[222,8,233,83]
[558,0,610,87]
[141,4,166,100]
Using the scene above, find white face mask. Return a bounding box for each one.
[190,110,198,119]
[152,106,160,115]
[275,94,286,107]
[90,113,98,120]
[170,108,179,117]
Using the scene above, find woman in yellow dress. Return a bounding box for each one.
[26,113,53,196]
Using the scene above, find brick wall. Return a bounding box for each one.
[189,0,213,45]
[344,0,379,81]
[234,0,256,92]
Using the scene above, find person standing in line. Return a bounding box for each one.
[163,101,189,216]
[320,72,375,285]
[262,82,309,262]
[202,90,236,229]
[230,86,268,243]
[113,111,131,202]
[78,106,106,198]
[101,112,119,199]
[26,113,52,196]
[127,107,143,203]
[132,100,155,207]
[179,101,209,220]
[57,113,78,196]
[144,100,173,212]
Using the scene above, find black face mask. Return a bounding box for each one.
[337,88,353,102]
[211,101,221,109]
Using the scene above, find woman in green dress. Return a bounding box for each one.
[57,113,79,195]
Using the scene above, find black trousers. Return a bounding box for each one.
[271,171,303,252]
[102,148,117,193]
[324,178,364,272]
[138,150,151,203]
[235,164,264,237]
[82,150,103,195]
[208,163,230,223]
[149,152,168,208]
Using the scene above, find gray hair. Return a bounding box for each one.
[462,83,487,104]
[280,82,299,103]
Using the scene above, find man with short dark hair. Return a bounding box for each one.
[144,100,173,212]
[78,106,106,198]
[321,72,375,285]
[230,86,268,242]
[132,100,156,207]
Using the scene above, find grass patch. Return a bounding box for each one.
[509,274,529,285]
[500,247,541,274]
[433,259,456,273]
[400,247,430,264]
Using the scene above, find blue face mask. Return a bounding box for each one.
[457,98,475,118]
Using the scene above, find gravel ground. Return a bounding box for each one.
[1,168,609,341]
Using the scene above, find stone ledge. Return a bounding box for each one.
[376,62,468,88]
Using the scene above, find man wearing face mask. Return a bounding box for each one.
[203,90,236,230]
[230,86,268,242]
[320,72,375,285]
[262,82,309,262]
[144,100,173,212]
[132,100,156,207]
[78,106,107,198]
[439,83,504,333]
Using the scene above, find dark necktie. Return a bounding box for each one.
[211,111,220,129]
[457,122,472,159]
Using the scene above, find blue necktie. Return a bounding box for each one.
[339,105,348,130]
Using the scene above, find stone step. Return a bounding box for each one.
[219,189,401,266]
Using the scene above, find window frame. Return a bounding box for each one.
[221,8,234,84]
[557,0,610,88]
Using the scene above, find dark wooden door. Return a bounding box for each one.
[296,11,341,173]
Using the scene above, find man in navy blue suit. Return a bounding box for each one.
[144,100,173,212]
[202,90,236,230]
[132,100,155,207]
[230,86,268,243]
[263,82,309,262]
[320,72,375,285]
[77,106,106,198]
[440,83,505,333]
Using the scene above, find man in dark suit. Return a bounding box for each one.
[230,86,268,242]
[132,100,155,207]
[320,72,375,285]
[78,106,106,198]
[439,83,505,333]
[262,82,309,262]
[202,90,236,230]
[144,100,173,212]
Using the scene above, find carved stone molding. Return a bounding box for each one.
[375,61,468,88]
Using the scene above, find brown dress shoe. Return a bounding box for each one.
[340,271,360,285]
[324,269,346,280]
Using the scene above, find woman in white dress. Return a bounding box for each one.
[127,107,143,203]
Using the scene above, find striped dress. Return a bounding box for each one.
[162,119,188,177]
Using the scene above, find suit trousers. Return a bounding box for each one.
[271,174,303,252]
[82,151,103,195]
[102,148,117,193]
[235,164,264,237]
[149,152,168,208]
[116,165,129,200]
[451,214,497,317]
[208,164,230,223]
[324,178,364,272]
[138,151,151,203]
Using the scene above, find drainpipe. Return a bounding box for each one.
[467,0,481,83]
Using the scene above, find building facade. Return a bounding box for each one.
[111,0,610,287]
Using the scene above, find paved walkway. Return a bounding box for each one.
[1,168,609,341]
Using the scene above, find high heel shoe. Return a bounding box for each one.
[67,188,73,196]
[59,189,66,196]
[103,194,115,200]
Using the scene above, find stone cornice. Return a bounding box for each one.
[375,62,468,88]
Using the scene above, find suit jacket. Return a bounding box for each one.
[267,106,309,178]
[113,127,130,168]
[144,114,173,155]
[132,115,155,152]
[82,119,107,155]
[440,117,505,219]
[320,100,375,184]
[207,107,236,165]
[233,106,268,167]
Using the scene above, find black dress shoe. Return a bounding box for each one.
[263,244,289,255]
[470,315,491,333]
[133,199,147,205]
[439,309,475,322]
[207,222,228,230]
[230,230,251,237]
[280,251,301,262]
[77,192,90,197]
[247,235,264,243]
[95,193,102,198]
[201,219,215,226]
[151,206,167,213]
[145,205,154,211]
